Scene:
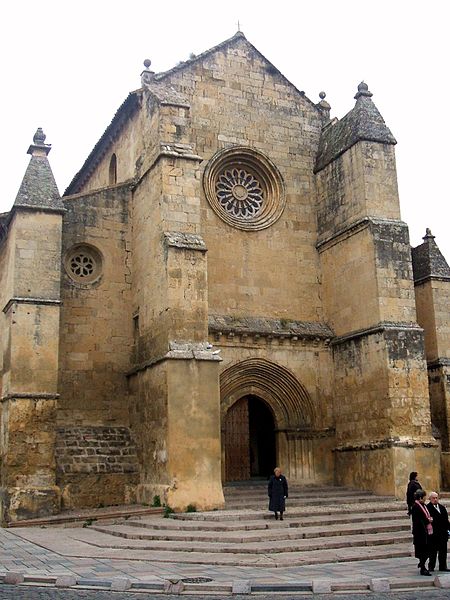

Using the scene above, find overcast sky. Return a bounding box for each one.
[2,0,449,260]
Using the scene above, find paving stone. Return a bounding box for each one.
[312,579,331,593]
[163,579,185,593]
[232,579,251,594]
[55,575,77,587]
[110,577,131,591]
[434,574,450,588]
[4,572,25,584]
[370,577,390,591]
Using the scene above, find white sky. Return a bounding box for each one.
[2,0,449,261]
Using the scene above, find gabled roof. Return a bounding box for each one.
[14,129,64,213]
[153,31,316,108]
[314,82,396,173]
[64,32,318,196]
[65,91,142,196]
[412,229,450,283]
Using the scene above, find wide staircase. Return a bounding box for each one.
[85,482,414,567]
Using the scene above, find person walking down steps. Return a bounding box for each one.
[268,467,288,520]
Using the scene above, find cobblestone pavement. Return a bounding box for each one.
[2,526,450,596]
[1,588,450,599]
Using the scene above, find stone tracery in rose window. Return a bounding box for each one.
[216,169,264,219]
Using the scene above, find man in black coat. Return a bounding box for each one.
[427,492,450,572]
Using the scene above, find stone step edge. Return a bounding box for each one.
[127,510,409,530]
[83,529,413,554]
[1,571,443,591]
[6,506,164,528]
[172,504,405,520]
[91,520,411,542]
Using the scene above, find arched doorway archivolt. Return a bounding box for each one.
[220,357,315,430]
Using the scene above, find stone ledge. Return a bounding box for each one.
[334,437,439,452]
[2,296,61,314]
[428,357,450,369]
[316,216,408,253]
[127,342,222,376]
[209,314,333,344]
[1,392,59,403]
[163,231,207,252]
[331,321,423,346]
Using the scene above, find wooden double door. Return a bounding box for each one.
[223,395,276,481]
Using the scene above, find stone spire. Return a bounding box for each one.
[14,129,64,213]
[315,82,396,173]
[411,229,450,283]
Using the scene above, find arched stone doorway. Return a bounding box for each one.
[220,358,317,483]
[223,395,276,481]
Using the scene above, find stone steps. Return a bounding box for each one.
[124,508,407,531]
[76,484,413,568]
[91,517,410,543]
[74,528,412,567]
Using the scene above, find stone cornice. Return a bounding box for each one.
[428,357,450,370]
[316,217,408,253]
[334,437,438,452]
[281,427,335,440]
[1,392,59,403]
[127,342,222,377]
[414,275,450,286]
[209,315,333,346]
[2,297,61,314]
[331,321,423,346]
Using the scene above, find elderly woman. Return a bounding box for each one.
[268,467,288,520]
[411,489,433,575]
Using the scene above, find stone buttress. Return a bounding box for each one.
[412,230,450,486]
[0,130,64,522]
[315,83,440,496]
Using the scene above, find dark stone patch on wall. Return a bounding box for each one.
[56,427,139,475]
[316,158,346,237]
[371,221,413,280]
[385,328,425,363]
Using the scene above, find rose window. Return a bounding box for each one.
[203,147,285,231]
[216,169,263,218]
[65,244,103,285]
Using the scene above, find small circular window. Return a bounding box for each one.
[65,244,103,285]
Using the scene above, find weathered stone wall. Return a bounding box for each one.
[415,280,450,362]
[56,426,139,508]
[320,226,380,335]
[162,37,324,321]
[59,185,133,426]
[1,209,62,522]
[316,142,400,242]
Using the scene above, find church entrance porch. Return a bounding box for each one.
[223,395,276,481]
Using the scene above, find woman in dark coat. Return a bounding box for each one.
[268,467,288,520]
[406,471,422,515]
[411,489,433,576]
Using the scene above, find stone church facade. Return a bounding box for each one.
[1,32,449,523]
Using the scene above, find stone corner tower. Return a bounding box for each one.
[314,83,439,497]
[412,230,450,486]
[0,129,64,523]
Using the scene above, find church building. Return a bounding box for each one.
[1,32,449,523]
